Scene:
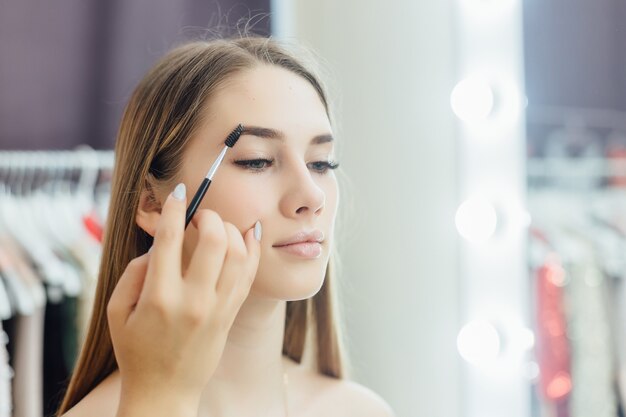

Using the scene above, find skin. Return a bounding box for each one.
[64,64,394,417]
[135,64,339,415]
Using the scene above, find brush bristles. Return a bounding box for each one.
[224,124,244,148]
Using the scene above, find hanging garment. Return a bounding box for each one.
[11,306,45,417]
[0,234,47,417]
[535,256,572,415]
[4,232,81,416]
[605,262,626,412]
[0,321,12,417]
[43,294,78,417]
[67,236,100,347]
[563,246,616,417]
[0,149,112,417]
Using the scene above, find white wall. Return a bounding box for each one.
[273,1,461,416]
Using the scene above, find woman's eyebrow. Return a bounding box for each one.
[240,125,333,145]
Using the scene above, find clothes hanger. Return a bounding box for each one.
[0,162,31,317]
[0,154,51,314]
[69,147,101,244]
[59,149,102,292]
[29,152,70,249]
[0,234,46,314]
[0,274,12,320]
[1,154,68,303]
[74,149,107,305]
[10,154,48,310]
[0,158,16,319]
[0,233,36,316]
[0,200,14,320]
[33,153,83,297]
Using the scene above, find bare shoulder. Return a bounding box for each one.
[320,377,396,417]
[60,370,121,417]
[286,359,395,417]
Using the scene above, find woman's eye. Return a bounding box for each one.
[234,158,274,171]
[233,158,340,174]
[309,161,340,174]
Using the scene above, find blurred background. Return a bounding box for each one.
[1,0,626,416]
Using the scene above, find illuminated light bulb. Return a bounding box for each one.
[460,0,517,17]
[450,77,494,122]
[546,372,572,400]
[544,256,568,287]
[547,266,567,287]
[457,320,501,365]
[455,198,498,243]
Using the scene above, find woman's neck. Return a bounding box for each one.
[198,296,289,416]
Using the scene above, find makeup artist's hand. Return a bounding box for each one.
[107,183,262,416]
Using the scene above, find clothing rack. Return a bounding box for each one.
[526,106,626,188]
[0,148,113,417]
[527,105,626,131]
[528,158,626,179]
[0,149,115,198]
[0,149,114,170]
[524,107,626,416]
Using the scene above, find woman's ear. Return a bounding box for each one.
[135,178,163,238]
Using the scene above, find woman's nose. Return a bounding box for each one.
[279,165,325,219]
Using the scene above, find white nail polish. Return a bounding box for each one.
[254,221,262,241]
[172,183,186,201]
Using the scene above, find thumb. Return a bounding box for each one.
[107,253,150,325]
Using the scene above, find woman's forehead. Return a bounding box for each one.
[198,65,332,148]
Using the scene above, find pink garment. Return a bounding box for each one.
[11,307,44,417]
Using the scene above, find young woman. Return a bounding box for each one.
[57,35,395,417]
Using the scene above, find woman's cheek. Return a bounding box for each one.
[212,180,270,227]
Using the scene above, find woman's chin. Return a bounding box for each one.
[250,273,326,301]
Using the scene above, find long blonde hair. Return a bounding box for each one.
[57,35,350,415]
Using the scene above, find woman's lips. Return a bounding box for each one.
[274,242,322,258]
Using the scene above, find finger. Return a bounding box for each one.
[144,182,187,297]
[185,209,228,291]
[246,220,262,273]
[217,221,262,300]
[213,222,248,295]
[224,222,248,257]
[107,253,150,325]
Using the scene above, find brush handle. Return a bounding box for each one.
[185,177,211,229]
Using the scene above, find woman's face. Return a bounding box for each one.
[176,64,338,301]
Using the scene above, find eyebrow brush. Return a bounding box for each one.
[184,124,244,228]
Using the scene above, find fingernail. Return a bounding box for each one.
[172,183,186,201]
[254,221,262,241]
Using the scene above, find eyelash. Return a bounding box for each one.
[233,158,340,174]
